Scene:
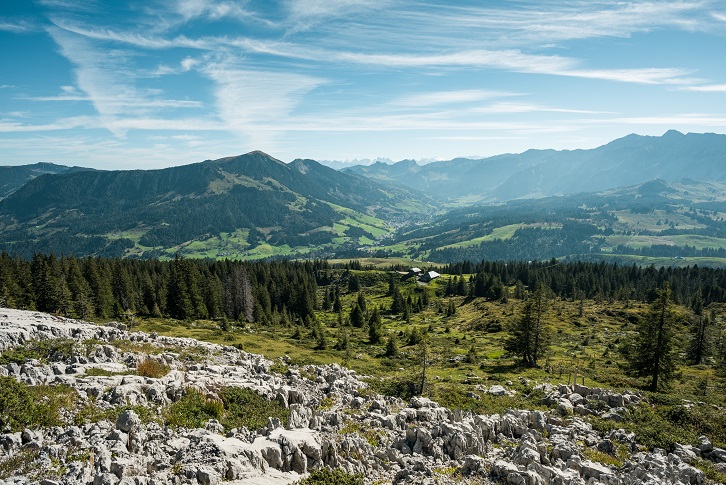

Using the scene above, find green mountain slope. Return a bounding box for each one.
[370,179,726,266]
[0,151,437,259]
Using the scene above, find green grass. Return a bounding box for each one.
[614,210,705,232]
[603,234,726,251]
[162,386,289,431]
[0,338,76,365]
[84,367,135,377]
[438,223,566,250]
[0,377,76,431]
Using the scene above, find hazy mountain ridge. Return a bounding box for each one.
[345,131,726,201]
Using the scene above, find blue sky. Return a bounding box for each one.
[1,0,726,169]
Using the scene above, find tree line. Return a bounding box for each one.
[438,259,726,307]
[0,253,322,324]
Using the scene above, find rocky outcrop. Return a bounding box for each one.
[0,308,719,485]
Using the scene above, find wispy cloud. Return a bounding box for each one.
[284,0,389,32]
[47,26,205,136]
[0,116,95,132]
[174,0,255,22]
[52,14,702,87]
[203,65,325,146]
[0,19,38,33]
[395,90,520,107]
[677,84,726,92]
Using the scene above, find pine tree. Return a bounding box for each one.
[687,287,712,365]
[388,274,397,296]
[385,335,398,357]
[335,329,349,351]
[504,283,550,367]
[350,303,365,328]
[623,282,681,391]
[368,307,383,344]
[357,292,367,313]
[391,288,405,314]
[348,274,361,292]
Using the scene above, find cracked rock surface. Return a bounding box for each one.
[0,308,721,485]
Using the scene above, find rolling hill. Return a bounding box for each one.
[0,151,437,259]
[365,178,726,266]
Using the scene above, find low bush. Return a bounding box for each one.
[0,339,76,365]
[163,387,223,428]
[219,387,290,431]
[0,377,75,431]
[136,358,170,378]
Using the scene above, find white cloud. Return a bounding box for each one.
[0,20,36,33]
[395,90,520,107]
[284,0,389,32]
[181,56,198,71]
[203,65,325,146]
[677,84,726,92]
[173,0,257,22]
[0,116,95,132]
[47,26,205,137]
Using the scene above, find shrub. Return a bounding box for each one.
[136,358,170,378]
[0,377,75,431]
[163,387,223,428]
[84,367,135,377]
[219,387,290,431]
[163,386,288,431]
[0,339,76,365]
[0,450,39,480]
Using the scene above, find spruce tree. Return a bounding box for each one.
[385,335,398,357]
[368,307,383,344]
[687,287,712,365]
[623,282,681,391]
[350,303,365,328]
[504,282,550,367]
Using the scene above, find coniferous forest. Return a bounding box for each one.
[2,253,726,322]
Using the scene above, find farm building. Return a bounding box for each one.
[419,270,440,282]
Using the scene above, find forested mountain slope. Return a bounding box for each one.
[0,151,436,259]
[0,162,86,199]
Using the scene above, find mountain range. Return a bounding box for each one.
[1,131,726,264]
[0,151,434,259]
[345,130,726,201]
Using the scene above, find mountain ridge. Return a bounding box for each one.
[0,151,436,259]
[344,131,726,201]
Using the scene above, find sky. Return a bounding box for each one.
[1,0,726,169]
